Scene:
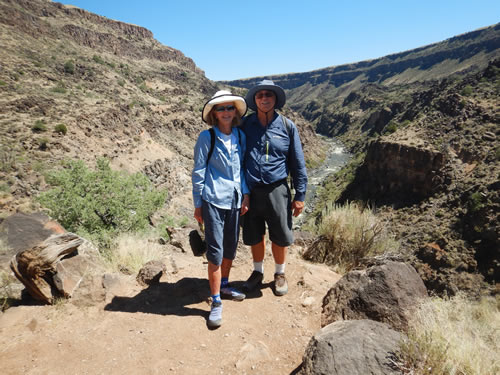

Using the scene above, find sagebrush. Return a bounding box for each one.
[303,202,397,272]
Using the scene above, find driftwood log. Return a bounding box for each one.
[10,232,83,304]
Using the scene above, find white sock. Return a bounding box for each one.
[275,263,285,275]
[253,261,263,274]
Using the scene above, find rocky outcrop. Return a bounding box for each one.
[0,0,197,70]
[300,319,403,375]
[321,261,428,331]
[60,24,196,69]
[340,138,448,207]
[361,107,394,135]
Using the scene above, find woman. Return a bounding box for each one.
[192,90,250,328]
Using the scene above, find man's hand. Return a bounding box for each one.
[291,200,304,217]
[240,194,250,216]
[194,207,203,224]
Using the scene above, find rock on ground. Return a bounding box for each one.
[300,319,404,375]
[322,261,428,331]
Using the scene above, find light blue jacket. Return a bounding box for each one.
[192,126,249,209]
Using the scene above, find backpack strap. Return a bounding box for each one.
[280,114,292,137]
[279,115,294,191]
[207,127,243,166]
[206,127,216,166]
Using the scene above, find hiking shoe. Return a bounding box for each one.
[208,301,222,328]
[220,286,246,301]
[274,273,288,296]
[242,271,263,293]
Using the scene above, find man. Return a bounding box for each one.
[241,79,308,296]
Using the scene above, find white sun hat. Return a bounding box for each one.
[202,90,247,123]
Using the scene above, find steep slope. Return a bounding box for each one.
[0,0,325,218]
[0,0,218,218]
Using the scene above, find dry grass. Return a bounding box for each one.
[305,202,398,272]
[397,293,500,374]
[100,232,166,274]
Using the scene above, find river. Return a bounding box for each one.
[294,135,351,228]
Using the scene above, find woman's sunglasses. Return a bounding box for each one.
[214,105,236,112]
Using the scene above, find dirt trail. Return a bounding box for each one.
[0,244,340,375]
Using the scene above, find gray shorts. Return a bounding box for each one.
[242,179,293,247]
[202,199,240,266]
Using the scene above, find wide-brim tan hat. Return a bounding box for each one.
[202,90,247,123]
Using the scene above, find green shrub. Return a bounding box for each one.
[117,79,125,87]
[0,81,6,86]
[37,158,167,248]
[461,85,473,96]
[54,123,67,135]
[0,148,16,172]
[32,119,47,132]
[468,192,484,212]
[51,84,67,94]
[64,60,75,74]
[384,121,398,134]
[39,137,49,150]
[0,182,9,193]
[92,55,105,64]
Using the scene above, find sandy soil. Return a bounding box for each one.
[0,244,340,375]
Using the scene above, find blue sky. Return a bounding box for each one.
[64,0,500,81]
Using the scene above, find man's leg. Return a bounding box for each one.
[242,236,266,292]
[271,242,288,296]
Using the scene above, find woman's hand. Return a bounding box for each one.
[240,194,250,216]
[194,207,203,224]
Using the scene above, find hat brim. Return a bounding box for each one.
[245,84,286,112]
[202,95,247,123]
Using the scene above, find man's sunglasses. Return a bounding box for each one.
[214,105,236,112]
[255,92,275,99]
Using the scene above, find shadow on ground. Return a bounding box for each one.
[104,277,209,317]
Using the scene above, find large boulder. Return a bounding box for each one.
[0,212,65,265]
[322,261,428,331]
[300,319,403,375]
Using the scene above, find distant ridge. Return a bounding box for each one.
[224,23,500,96]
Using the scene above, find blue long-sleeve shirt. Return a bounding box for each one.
[242,113,308,202]
[192,126,249,209]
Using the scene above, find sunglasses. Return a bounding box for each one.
[214,105,236,112]
[255,91,275,99]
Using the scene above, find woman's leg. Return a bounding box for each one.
[221,258,233,279]
[208,261,221,297]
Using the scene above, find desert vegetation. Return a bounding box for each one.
[396,294,499,374]
[304,202,398,273]
[37,158,167,249]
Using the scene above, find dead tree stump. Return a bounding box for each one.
[10,233,84,304]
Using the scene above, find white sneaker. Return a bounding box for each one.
[220,286,246,301]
